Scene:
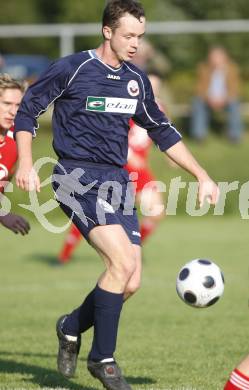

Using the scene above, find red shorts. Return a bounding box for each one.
[125,165,156,193]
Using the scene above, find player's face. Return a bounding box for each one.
[109,13,146,63]
[0,88,23,131]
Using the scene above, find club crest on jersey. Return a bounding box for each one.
[127,80,139,96]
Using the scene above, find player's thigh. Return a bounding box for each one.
[237,355,249,376]
[89,224,136,273]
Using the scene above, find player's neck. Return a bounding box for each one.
[95,44,122,69]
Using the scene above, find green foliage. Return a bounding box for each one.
[0,0,40,24]
[1,0,249,81]
[36,0,62,23]
[142,0,187,21]
[55,0,105,23]
[173,0,249,19]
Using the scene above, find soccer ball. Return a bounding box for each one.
[176,259,224,308]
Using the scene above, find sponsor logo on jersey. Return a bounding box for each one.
[86,96,137,114]
[87,97,106,111]
[107,74,121,80]
[127,80,139,97]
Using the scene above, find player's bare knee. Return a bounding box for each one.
[110,257,136,285]
[125,279,141,296]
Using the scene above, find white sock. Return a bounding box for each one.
[100,358,114,363]
[65,334,77,342]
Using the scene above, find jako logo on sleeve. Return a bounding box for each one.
[86,96,137,114]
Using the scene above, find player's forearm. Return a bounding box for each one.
[15,131,40,192]
[16,131,33,165]
[165,140,209,181]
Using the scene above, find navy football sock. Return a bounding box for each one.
[89,285,124,361]
[62,288,95,336]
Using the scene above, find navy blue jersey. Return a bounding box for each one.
[14,50,181,167]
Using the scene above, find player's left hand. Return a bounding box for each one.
[16,163,40,192]
[0,213,30,235]
[198,176,220,207]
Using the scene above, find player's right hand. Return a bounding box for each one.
[198,176,220,207]
[0,213,30,235]
[16,164,40,192]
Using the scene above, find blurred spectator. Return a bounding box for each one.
[0,55,5,72]
[131,39,173,119]
[131,38,155,70]
[190,46,243,142]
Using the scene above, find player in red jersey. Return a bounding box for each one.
[125,73,166,242]
[58,223,82,263]
[0,128,17,187]
[57,73,165,263]
[0,74,30,235]
[224,355,249,389]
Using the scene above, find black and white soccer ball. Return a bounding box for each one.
[176,259,224,308]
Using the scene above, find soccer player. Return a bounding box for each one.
[57,72,165,264]
[14,1,219,389]
[0,74,30,235]
[57,223,82,264]
[224,355,249,389]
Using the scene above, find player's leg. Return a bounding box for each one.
[137,186,165,243]
[85,224,140,390]
[57,218,140,381]
[58,224,82,264]
[87,224,137,355]
[226,100,243,143]
[55,201,92,378]
[124,244,142,300]
[63,241,141,337]
[190,97,209,141]
[224,354,249,389]
[54,164,140,387]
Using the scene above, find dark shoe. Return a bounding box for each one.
[87,359,132,390]
[56,315,81,377]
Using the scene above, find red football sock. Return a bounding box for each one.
[58,224,82,263]
[140,219,156,243]
[224,369,249,389]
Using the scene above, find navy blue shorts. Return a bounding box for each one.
[52,160,141,245]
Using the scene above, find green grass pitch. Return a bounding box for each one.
[1,215,248,390]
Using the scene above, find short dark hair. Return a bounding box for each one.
[103,0,145,31]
